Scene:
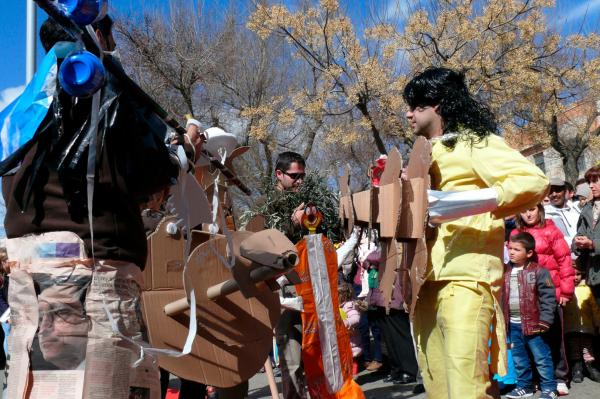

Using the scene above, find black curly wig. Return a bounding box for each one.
[403,67,497,147]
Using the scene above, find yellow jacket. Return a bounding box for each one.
[428,133,548,284]
[564,282,600,334]
[427,132,548,375]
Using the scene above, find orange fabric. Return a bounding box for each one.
[295,236,365,399]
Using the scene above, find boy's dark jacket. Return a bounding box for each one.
[503,261,556,335]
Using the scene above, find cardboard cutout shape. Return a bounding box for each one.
[142,229,297,388]
[338,137,431,313]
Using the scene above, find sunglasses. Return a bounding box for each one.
[283,171,306,181]
[549,186,566,193]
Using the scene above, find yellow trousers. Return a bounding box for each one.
[414,281,499,399]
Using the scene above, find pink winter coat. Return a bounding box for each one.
[511,219,575,301]
[341,301,362,358]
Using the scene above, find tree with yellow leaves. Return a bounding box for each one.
[249,0,600,183]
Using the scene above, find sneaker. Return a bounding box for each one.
[556,382,569,395]
[539,390,558,399]
[505,387,534,398]
[366,360,383,371]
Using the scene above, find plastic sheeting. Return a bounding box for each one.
[428,187,498,224]
[0,42,78,163]
[0,50,178,213]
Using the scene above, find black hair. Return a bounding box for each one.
[403,67,497,147]
[510,232,536,253]
[565,181,574,192]
[275,151,305,172]
[40,15,113,52]
[40,18,73,52]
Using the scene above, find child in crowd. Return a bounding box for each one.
[503,232,558,399]
[563,263,600,383]
[338,282,362,375]
[355,245,383,372]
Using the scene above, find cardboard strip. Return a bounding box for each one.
[378,238,400,314]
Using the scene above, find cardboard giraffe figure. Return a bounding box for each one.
[338,136,431,315]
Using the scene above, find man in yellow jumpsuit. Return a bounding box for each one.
[403,68,549,399]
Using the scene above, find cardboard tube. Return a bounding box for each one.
[206,266,281,300]
[163,297,190,317]
[264,358,280,399]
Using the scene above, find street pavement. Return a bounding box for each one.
[247,369,599,398]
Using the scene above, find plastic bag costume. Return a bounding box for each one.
[0,40,179,398]
[294,234,364,399]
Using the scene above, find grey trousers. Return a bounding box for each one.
[275,309,307,399]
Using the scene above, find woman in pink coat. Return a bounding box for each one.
[512,202,575,393]
[511,203,575,303]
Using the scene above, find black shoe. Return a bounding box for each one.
[572,361,584,383]
[393,373,417,385]
[586,361,600,382]
[413,383,425,394]
[383,374,397,383]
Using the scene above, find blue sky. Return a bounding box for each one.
[0,0,599,236]
[0,0,599,111]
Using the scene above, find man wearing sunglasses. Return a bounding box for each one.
[275,152,306,192]
[273,151,309,399]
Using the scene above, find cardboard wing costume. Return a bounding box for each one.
[339,136,508,315]
[339,137,431,314]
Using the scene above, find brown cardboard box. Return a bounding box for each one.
[143,216,185,290]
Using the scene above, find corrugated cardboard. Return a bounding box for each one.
[143,216,185,290]
[338,138,431,312]
[338,138,431,240]
[141,236,280,388]
[143,217,225,291]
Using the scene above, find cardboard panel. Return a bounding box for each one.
[379,147,402,186]
[378,180,402,238]
[378,238,402,313]
[244,215,266,233]
[141,236,280,388]
[406,136,431,180]
[145,216,186,290]
[397,178,426,239]
[338,165,354,236]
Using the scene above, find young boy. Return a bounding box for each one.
[503,232,558,399]
[563,264,600,383]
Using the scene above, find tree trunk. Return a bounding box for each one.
[562,153,580,185]
[355,99,387,155]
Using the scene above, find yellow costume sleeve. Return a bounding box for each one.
[471,135,549,218]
